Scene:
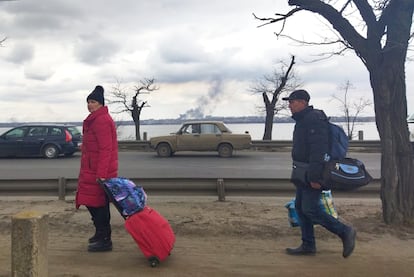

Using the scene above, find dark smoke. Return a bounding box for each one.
[179,78,223,120]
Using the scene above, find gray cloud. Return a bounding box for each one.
[1,0,83,36]
[0,0,411,122]
[24,65,54,81]
[4,43,34,63]
[74,34,120,65]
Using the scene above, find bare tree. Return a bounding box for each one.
[254,0,414,225]
[108,78,158,141]
[332,80,372,139]
[250,55,299,140]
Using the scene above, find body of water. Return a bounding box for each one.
[0,122,380,141]
[117,122,380,141]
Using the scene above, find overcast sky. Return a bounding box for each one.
[0,0,413,123]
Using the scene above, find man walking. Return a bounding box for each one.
[283,89,356,258]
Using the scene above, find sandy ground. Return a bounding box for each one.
[0,195,413,277]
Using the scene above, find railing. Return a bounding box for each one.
[0,177,381,201]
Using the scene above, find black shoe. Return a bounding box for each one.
[88,238,113,252]
[286,245,316,256]
[341,227,356,258]
[89,226,112,244]
[88,233,99,244]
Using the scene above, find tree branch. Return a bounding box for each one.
[253,8,302,28]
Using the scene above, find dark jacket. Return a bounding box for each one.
[76,106,118,208]
[291,106,329,184]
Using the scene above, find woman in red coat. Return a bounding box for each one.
[76,85,118,252]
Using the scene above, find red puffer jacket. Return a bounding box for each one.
[76,106,118,208]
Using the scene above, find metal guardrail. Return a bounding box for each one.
[117,140,382,152]
[0,177,381,201]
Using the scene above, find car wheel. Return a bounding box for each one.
[156,143,172,157]
[218,143,233,158]
[43,144,59,159]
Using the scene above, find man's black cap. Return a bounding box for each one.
[282,89,310,102]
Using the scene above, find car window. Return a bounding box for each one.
[28,127,48,137]
[67,126,81,136]
[182,124,200,134]
[200,124,221,134]
[4,127,27,139]
[50,127,63,136]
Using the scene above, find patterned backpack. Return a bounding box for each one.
[102,177,147,216]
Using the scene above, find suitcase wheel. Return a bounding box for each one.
[148,256,160,267]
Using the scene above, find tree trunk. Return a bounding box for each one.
[365,1,414,225]
[263,107,274,140]
[131,109,141,141]
[262,92,274,140]
[370,66,414,225]
[134,120,141,141]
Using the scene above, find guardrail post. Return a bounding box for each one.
[143,132,148,141]
[358,130,364,141]
[58,177,66,201]
[12,211,48,277]
[217,178,225,201]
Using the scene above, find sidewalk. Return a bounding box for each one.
[1,196,413,277]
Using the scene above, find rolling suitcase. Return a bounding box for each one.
[99,178,175,267]
[125,206,175,267]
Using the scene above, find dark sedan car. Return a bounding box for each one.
[0,124,82,159]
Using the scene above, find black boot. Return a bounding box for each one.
[88,237,113,252]
[88,214,99,243]
[88,226,112,252]
[286,244,316,256]
[341,226,356,258]
[88,226,99,244]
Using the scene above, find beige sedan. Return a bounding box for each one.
[149,121,252,157]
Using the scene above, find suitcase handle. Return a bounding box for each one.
[97,178,128,220]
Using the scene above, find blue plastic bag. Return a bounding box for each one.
[285,199,300,227]
[285,190,338,227]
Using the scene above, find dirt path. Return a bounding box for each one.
[0,196,413,277]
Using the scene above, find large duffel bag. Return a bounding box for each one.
[322,158,373,190]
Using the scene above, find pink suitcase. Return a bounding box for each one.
[124,206,175,267]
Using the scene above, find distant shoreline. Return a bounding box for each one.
[0,115,376,128]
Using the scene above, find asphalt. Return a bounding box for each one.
[0,151,381,180]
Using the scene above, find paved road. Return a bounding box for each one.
[0,151,381,180]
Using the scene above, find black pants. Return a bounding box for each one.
[87,203,111,236]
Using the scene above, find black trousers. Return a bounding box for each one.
[87,202,111,232]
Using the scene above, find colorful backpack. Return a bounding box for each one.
[102,177,147,216]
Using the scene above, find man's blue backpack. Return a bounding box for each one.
[328,122,349,160]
